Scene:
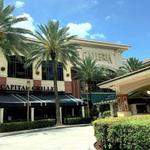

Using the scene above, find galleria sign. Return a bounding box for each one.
[82,51,112,64]
[0,84,54,91]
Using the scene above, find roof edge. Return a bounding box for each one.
[97,66,150,87]
[72,38,131,50]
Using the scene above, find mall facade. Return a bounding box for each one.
[0,38,129,123]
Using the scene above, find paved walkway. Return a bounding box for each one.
[0,125,96,150]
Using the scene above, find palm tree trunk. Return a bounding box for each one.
[53,60,61,125]
[51,52,61,125]
[87,81,92,118]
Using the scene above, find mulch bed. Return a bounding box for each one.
[94,142,103,150]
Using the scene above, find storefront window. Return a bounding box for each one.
[8,56,32,79]
[42,61,63,81]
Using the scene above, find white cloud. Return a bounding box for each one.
[13,13,35,32]
[81,0,99,9]
[67,22,92,38]
[92,0,99,5]
[90,33,106,40]
[15,1,25,8]
[116,41,122,44]
[105,15,111,21]
[67,22,106,40]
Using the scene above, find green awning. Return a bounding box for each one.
[0,91,85,107]
[81,92,117,104]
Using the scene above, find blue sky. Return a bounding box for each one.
[5,0,150,60]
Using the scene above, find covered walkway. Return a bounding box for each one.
[98,66,150,117]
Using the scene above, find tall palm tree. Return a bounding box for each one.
[121,57,143,73]
[74,56,98,117]
[26,20,79,125]
[0,0,32,58]
[0,0,33,122]
[94,67,116,82]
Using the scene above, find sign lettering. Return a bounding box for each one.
[82,51,112,64]
[0,84,54,91]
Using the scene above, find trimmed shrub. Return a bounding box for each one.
[64,117,91,125]
[102,111,111,118]
[0,119,55,132]
[93,115,150,150]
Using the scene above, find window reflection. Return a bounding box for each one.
[42,61,63,81]
[8,56,32,79]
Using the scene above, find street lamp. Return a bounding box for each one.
[27,81,31,122]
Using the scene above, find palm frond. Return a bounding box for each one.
[0,0,33,58]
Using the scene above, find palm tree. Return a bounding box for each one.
[94,67,116,82]
[26,20,79,125]
[74,56,98,117]
[0,0,32,58]
[121,57,143,73]
[0,0,33,122]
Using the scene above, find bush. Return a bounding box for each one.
[0,119,55,132]
[93,115,150,150]
[102,111,111,118]
[64,117,91,125]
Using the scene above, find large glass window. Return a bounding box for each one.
[8,56,32,79]
[42,61,63,81]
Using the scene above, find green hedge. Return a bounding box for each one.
[64,117,91,125]
[102,111,111,118]
[93,115,150,150]
[0,119,55,132]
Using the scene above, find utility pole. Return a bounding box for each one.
[27,81,31,122]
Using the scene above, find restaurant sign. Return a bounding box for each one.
[0,84,54,91]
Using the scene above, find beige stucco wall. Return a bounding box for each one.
[0,39,129,91]
[0,49,8,77]
[7,77,33,88]
[32,60,42,80]
[78,46,123,70]
[63,61,72,82]
[41,80,64,91]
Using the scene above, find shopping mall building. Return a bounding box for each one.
[0,38,131,123]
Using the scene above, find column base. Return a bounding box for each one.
[117,111,132,117]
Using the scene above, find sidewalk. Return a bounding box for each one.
[0,123,91,137]
[0,125,96,150]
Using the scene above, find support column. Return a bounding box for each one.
[72,108,75,117]
[130,104,137,115]
[82,106,85,118]
[146,104,150,113]
[31,107,34,122]
[110,103,115,117]
[60,107,62,123]
[96,105,100,112]
[117,94,131,117]
[0,108,4,123]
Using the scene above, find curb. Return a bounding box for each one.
[0,124,91,137]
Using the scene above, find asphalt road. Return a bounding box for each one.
[0,126,96,150]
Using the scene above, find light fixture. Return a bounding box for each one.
[147,91,150,95]
[1,67,5,71]
[36,70,40,75]
[66,73,70,77]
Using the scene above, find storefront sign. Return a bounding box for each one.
[0,84,54,91]
[82,51,112,64]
